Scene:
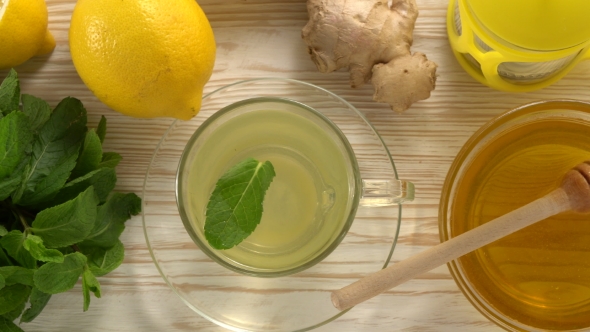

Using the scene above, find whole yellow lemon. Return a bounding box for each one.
[0,0,55,69]
[69,0,216,120]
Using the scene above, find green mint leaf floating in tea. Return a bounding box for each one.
[205,158,276,250]
[0,69,142,323]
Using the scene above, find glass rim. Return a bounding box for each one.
[439,99,590,331]
[175,96,363,277]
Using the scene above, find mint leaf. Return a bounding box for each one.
[97,152,121,169]
[12,97,86,205]
[0,174,24,201]
[0,316,24,332]
[71,129,102,179]
[82,268,101,311]
[0,69,19,116]
[33,252,86,294]
[82,193,141,248]
[204,158,276,250]
[0,70,143,323]
[57,247,75,256]
[0,284,30,315]
[96,115,107,144]
[63,168,116,203]
[23,235,64,263]
[20,287,51,323]
[21,94,51,132]
[16,153,79,207]
[0,231,36,269]
[81,240,124,277]
[40,168,116,208]
[0,156,29,201]
[0,266,34,286]
[31,186,98,248]
[0,112,33,179]
[0,112,33,200]
[0,248,11,266]
[2,300,25,321]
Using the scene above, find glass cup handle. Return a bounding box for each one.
[359,179,415,207]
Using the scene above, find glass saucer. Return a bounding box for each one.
[142,78,404,331]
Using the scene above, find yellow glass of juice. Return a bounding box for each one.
[440,100,590,331]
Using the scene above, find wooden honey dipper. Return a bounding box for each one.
[332,161,590,311]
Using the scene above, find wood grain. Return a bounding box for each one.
[5,0,590,331]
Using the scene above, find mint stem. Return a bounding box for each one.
[19,208,37,219]
[15,208,31,231]
[3,199,31,231]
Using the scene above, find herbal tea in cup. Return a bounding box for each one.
[177,97,413,277]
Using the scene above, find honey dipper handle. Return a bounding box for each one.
[331,188,572,311]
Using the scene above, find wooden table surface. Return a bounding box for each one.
[6,0,590,331]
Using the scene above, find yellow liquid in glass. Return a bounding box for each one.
[184,102,355,274]
[452,115,590,330]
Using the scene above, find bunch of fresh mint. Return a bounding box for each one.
[0,69,141,331]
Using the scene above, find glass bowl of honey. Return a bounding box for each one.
[439,100,590,331]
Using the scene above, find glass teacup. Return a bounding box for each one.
[143,78,413,331]
[177,95,414,277]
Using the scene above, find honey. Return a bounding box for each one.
[448,108,590,330]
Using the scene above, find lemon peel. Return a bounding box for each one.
[0,0,56,69]
[69,0,216,120]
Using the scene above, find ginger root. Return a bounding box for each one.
[302,0,437,113]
